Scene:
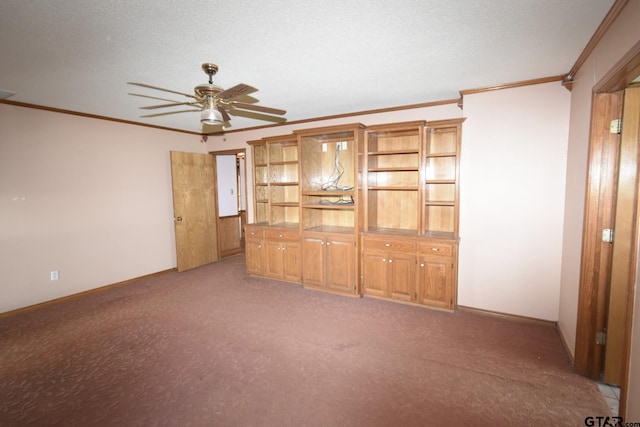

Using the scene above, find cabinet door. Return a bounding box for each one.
[302,236,325,287]
[362,250,387,297]
[283,241,301,283]
[245,239,265,276]
[388,253,416,302]
[416,255,453,309]
[325,237,355,293]
[265,240,284,279]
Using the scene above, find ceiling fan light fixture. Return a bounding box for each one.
[201,108,223,125]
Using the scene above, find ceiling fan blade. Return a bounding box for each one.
[140,101,200,110]
[129,93,182,103]
[228,108,288,123]
[217,106,231,123]
[127,82,197,99]
[230,101,286,116]
[217,83,258,101]
[234,95,260,104]
[140,109,201,118]
[201,123,226,134]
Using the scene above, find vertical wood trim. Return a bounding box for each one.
[575,91,623,378]
[605,88,640,384]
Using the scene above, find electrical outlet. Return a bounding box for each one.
[341,141,347,150]
[322,143,327,152]
[50,270,59,281]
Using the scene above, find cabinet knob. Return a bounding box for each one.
[420,263,425,267]
[321,241,325,245]
[383,258,386,262]
[389,259,393,263]
[326,242,331,246]
[279,234,284,237]
[258,245,262,249]
[384,243,391,247]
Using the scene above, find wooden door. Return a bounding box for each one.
[302,235,325,287]
[245,239,265,276]
[604,86,640,384]
[416,256,453,309]
[283,241,302,283]
[388,253,416,302]
[170,151,218,272]
[325,236,355,293]
[362,250,387,297]
[265,239,284,279]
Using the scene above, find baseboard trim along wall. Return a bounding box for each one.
[456,305,558,328]
[0,269,176,319]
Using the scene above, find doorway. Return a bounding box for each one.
[211,148,247,258]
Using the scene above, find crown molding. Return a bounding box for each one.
[0,99,201,135]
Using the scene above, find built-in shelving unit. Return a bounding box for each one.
[423,120,462,237]
[364,121,424,234]
[245,118,464,309]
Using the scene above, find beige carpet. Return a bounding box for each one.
[0,255,610,426]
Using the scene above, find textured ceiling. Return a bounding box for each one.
[0,1,614,134]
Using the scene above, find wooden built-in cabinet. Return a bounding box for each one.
[245,224,301,283]
[361,233,457,309]
[245,226,266,276]
[245,119,463,310]
[302,232,356,294]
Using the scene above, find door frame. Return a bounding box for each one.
[576,41,640,417]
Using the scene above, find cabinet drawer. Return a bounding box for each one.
[362,237,416,253]
[265,229,299,241]
[418,242,454,257]
[245,227,264,239]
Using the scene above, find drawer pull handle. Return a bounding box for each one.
[279,234,284,237]
[384,243,391,247]
[431,248,440,252]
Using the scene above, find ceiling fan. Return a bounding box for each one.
[128,63,287,133]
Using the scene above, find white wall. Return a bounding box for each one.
[458,83,571,320]
[0,104,204,313]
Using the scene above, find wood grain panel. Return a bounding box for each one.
[218,215,241,258]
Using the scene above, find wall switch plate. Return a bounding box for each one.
[50,270,59,281]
